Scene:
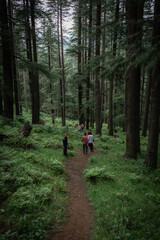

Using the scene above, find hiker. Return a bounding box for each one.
[81,133,88,154]
[88,131,94,152]
[81,124,84,131]
[78,124,81,131]
[88,130,91,135]
[62,134,68,157]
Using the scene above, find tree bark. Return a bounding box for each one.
[142,72,152,136]
[101,7,106,128]
[95,1,101,135]
[0,0,13,120]
[60,0,65,126]
[57,3,63,122]
[86,0,92,130]
[30,0,40,124]
[8,0,20,116]
[77,1,83,125]
[145,0,160,169]
[125,0,144,158]
[135,0,145,153]
[23,70,28,112]
[108,0,119,136]
[48,29,55,124]
[0,79,3,115]
[24,0,33,98]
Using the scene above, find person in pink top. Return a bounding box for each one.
[81,133,88,154]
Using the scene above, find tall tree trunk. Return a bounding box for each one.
[142,72,152,137]
[77,1,83,125]
[60,0,65,126]
[48,29,54,124]
[95,1,101,135]
[108,78,113,135]
[125,0,144,158]
[0,0,13,120]
[8,0,20,116]
[108,0,119,136]
[140,71,145,119]
[30,0,40,124]
[83,16,87,125]
[86,0,92,130]
[101,7,106,128]
[24,0,33,98]
[86,0,92,129]
[0,78,3,115]
[135,0,144,153]
[145,0,160,169]
[57,3,63,122]
[23,70,28,112]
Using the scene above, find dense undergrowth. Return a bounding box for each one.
[0,113,160,240]
[0,113,79,240]
[84,125,160,240]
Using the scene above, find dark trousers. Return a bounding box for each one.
[83,144,88,154]
[88,143,93,152]
[63,147,68,157]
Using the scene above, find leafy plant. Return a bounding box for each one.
[83,167,115,183]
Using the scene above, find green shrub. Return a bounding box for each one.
[3,135,36,149]
[83,167,115,183]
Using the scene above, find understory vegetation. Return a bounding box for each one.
[85,125,160,240]
[0,113,78,240]
[0,113,160,240]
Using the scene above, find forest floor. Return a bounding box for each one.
[51,148,99,240]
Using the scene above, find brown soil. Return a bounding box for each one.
[51,148,99,240]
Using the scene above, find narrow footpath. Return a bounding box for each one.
[51,149,99,240]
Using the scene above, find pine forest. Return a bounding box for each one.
[0,0,160,239]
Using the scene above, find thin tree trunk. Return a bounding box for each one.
[0,0,13,120]
[145,0,160,169]
[101,7,106,128]
[135,0,145,153]
[25,0,33,110]
[0,78,3,115]
[142,73,152,136]
[78,1,83,125]
[86,0,92,130]
[57,3,63,122]
[8,0,20,116]
[23,70,28,112]
[48,30,54,124]
[108,78,114,135]
[140,71,145,119]
[30,0,40,124]
[60,0,65,126]
[108,0,119,136]
[95,1,101,135]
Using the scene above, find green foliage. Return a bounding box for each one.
[3,135,36,149]
[0,115,77,239]
[85,130,160,240]
[0,115,159,240]
[0,112,88,239]
[83,167,115,183]
[113,114,125,128]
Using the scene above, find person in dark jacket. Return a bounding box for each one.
[62,133,68,157]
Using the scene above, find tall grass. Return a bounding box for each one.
[0,114,83,240]
[84,125,160,240]
[0,116,159,240]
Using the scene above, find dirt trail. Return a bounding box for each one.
[51,149,99,240]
